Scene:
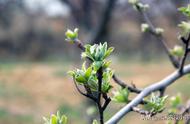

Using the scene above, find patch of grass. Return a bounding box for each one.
[0,108,34,124]
[53,69,67,77]
[171,81,190,97]
[57,103,85,124]
[0,81,31,99]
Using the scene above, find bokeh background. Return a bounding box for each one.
[0,0,189,124]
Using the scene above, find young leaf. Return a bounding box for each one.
[44,111,68,124]
[65,28,79,43]
[178,21,190,36]
[170,94,182,108]
[112,88,129,103]
[141,23,150,33]
[92,120,99,124]
[128,0,139,5]
[155,27,164,35]
[51,115,57,124]
[81,42,114,62]
[178,4,190,17]
[145,93,168,113]
[170,45,184,57]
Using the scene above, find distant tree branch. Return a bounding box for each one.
[179,34,190,73]
[135,2,179,68]
[92,0,117,44]
[60,0,82,25]
[175,100,190,124]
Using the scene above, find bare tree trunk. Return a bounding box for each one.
[92,0,116,44]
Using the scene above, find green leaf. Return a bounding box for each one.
[155,27,164,35]
[170,45,184,57]
[178,4,190,17]
[145,93,168,113]
[92,61,102,71]
[75,74,87,83]
[92,120,99,124]
[104,47,114,59]
[128,0,139,5]
[136,3,149,11]
[101,68,113,93]
[50,115,57,124]
[102,82,112,93]
[112,88,129,103]
[141,23,150,33]
[170,94,182,108]
[43,111,68,124]
[67,71,75,77]
[60,115,67,124]
[81,42,114,61]
[65,28,79,43]
[103,61,112,68]
[82,61,86,71]
[85,66,93,79]
[178,21,190,36]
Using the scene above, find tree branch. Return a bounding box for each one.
[132,107,151,116]
[106,64,190,124]
[92,0,116,44]
[179,34,190,73]
[135,2,179,68]
[175,100,190,124]
[73,78,97,102]
[112,74,142,93]
[71,39,141,94]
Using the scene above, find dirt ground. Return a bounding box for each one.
[0,60,188,124]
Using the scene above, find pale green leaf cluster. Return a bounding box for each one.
[68,42,114,93]
[145,93,168,113]
[65,28,79,43]
[178,21,190,36]
[69,62,113,93]
[102,69,114,93]
[81,42,114,62]
[128,0,139,5]
[155,28,164,35]
[170,45,184,58]
[112,88,129,103]
[92,120,99,124]
[128,0,149,11]
[168,94,182,113]
[141,23,150,33]
[43,111,67,124]
[178,4,190,17]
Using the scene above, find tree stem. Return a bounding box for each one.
[98,104,104,124]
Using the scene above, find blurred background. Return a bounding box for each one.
[0,0,189,124]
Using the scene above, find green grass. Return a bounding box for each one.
[0,108,34,124]
[53,68,68,77]
[0,81,31,99]
[57,103,86,124]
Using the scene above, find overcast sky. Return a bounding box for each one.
[23,0,70,16]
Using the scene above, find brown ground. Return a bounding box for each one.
[0,60,188,124]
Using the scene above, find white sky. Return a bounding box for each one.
[23,0,70,16]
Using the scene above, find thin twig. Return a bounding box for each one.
[112,74,142,93]
[159,87,166,97]
[135,3,179,68]
[132,107,151,116]
[73,78,97,102]
[175,100,190,124]
[179,34,190,73]
[106,64,190,124]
